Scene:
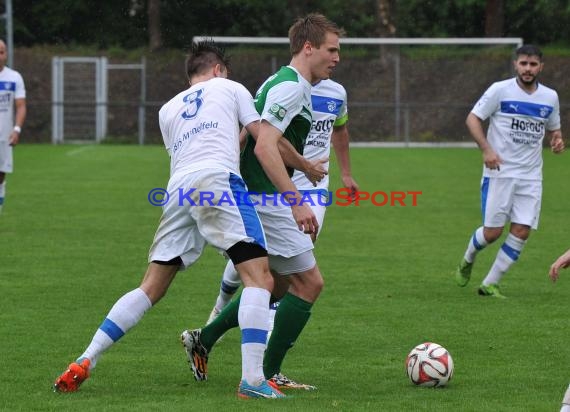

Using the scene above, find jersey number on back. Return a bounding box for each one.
[181,89,204,120]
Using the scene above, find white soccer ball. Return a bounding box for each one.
[405,342,454,387]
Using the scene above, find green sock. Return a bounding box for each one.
[263,292,312,378]
[200,293,241,351]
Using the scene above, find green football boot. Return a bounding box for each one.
[478,283,506,299]
[455,258,473,287]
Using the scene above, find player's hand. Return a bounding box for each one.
[291,203,319,235]
[550,135,565,154]
[549,250,570,282]
[304,157,328,187]
[482,148,502,171]
[9,131,20,146]
[341,176,359,201]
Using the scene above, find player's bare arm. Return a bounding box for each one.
[239,126,250,150]
[254,120,318,235]
[548,129,565,153]
[246,121,327,185]
[10,97,26,146]
[466,112,502,170]
[331,124,359,194]
[276,139,327,185]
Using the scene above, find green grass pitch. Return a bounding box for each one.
[1,144,569,411]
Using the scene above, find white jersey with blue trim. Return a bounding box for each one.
[472,77,560,180]
[159,77,259,178]
[292,79,348,190]
[0,66,25,141]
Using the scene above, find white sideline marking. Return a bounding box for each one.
[66,146,96,156]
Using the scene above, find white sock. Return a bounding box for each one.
[0,181,5,213]
[214,260,241,312]
[266,301,279,344]
[561,406,570,412]
[239,287,270,386]
[464,227,488,263]
[482,233,526,286]
[80,288,152,369]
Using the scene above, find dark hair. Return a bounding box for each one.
[288,13,345,55]
[515,44,543,61]
[185,40,230,79]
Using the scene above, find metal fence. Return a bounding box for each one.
[21,38,570,146]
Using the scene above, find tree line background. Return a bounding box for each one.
[8,0,570,50]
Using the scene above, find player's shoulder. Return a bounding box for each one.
[536,82,558,97]
[265,66,309,92]
[312,79,347,100]
[276,66,304,83]
[489,78,515,91]
[313,78,346,93]
[268,68,309,97]
[210,77,245,89]
[0,66,23,80]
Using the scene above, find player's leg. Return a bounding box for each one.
[54,260,180,392]
[479,179,539,298]
[456,177,509,286]
[232,249,285,397]
[207,259,241,325]
[266,196,326,342]
[263,254,322,381]
[197,275,285,354]
[182,172,283,398]
[0,141,13,214]
[182,248,283,396]
[479,223,530,298]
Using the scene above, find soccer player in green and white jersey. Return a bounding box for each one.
[201,78,359,389]
[181,13,345,391]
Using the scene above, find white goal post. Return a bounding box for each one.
[193,36,523,147]
[51,56,147,144]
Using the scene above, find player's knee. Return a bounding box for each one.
[483,227,503,243]
[314,275,324,295]
[510,225,531,240]
[291,267,324,301]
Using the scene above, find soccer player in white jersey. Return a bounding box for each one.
[0,39,26,214]
[54,41,285,399]
[181,14,344,391]
[455,45,564,298]
[292,78,358,234]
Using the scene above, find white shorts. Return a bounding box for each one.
[251,193,314,259]
[481,177,542,230]
[0,140,13,173]
[149,169,266,270]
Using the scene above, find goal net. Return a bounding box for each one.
[193,37,522,146]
